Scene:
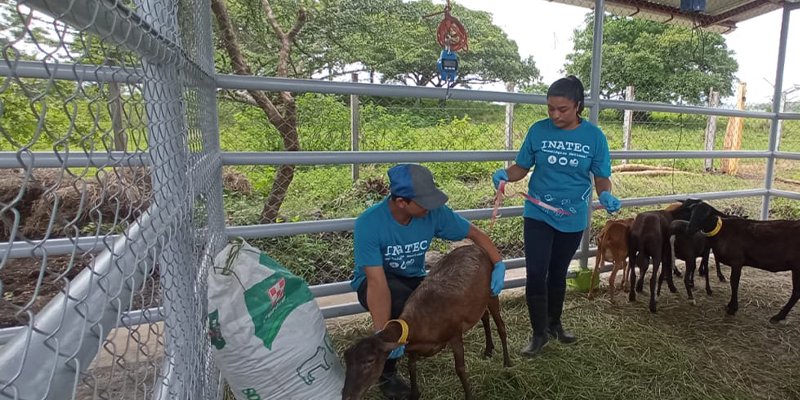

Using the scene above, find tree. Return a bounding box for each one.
[313,0,541,88]
[211,0,540,222]
[211,0,306,223]
[564,15,738,105]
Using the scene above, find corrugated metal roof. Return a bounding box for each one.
[553,0,784,33]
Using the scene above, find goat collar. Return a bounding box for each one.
[701,216,723,237]
[384,319,409,344]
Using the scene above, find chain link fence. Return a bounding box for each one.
[0,0,225,398]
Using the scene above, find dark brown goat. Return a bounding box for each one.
[341,244,511,400]
[669,220,719,302]
[687,202,800,323]
[628,199,702,312]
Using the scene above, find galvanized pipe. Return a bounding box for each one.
[0,189,770,259]
[0,150,774,169]
[580,0,607,270]
[761,5,792,220]
[0,208,161,399]
[3,60,787,121]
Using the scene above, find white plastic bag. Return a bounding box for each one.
[208,239,344,400]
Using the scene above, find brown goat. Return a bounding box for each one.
[589,218,634,301]
[341,244,511,400]
[628,200,702,312]
[687,202,800,323]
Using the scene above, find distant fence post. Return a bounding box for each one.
[722,82,747,175]
[704,89,720,171]
[622,85,634,164]
[351,73,360,182]
[504,82,515,168]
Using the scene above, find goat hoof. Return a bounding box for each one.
[769,315,784,324]
[649,303,657,313]
[726,306,738,316]
[719,277,727,283]
[706,289,713,296]
[483,349,493,359]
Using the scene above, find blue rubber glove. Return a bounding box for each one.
[492,168,508,190]
[491,261,506,296]
[599,191,621,213]
[388,344,405,360]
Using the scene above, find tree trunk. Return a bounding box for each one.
[211,0,305,224]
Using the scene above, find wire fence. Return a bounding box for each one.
[0,0,225,399]
[0,0,798,399]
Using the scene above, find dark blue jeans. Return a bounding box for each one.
[356,272,424,375]
[523,218,583,335]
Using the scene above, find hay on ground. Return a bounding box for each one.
[326,267,800,400]
[20,168,152,239]
[222,168,253,195]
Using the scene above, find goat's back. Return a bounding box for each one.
[714,218,800,270]
[402,244,493,340]
[631,211,669,251]
[599,219,633,260]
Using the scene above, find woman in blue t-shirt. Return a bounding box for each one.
[492,76,621,357]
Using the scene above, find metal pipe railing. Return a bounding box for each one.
[0,149,777,169]
[5,61,796,121]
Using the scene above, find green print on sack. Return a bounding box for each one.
[244,253,313,350]
[240,388,262,400]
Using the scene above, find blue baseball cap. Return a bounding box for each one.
[387,164,448,210]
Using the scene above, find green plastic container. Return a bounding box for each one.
[566,268,599,293]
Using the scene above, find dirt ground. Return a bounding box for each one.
[0,255,160,328]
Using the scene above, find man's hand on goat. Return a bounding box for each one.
[599,191,621,213]
[388,344,405,360]
[492,169,508,190]
[491,261,506,296]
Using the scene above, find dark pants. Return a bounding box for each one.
[357,273,424,375]
[523,217,583,336]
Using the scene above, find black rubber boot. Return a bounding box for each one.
[547,322,577,344]
[520,334,549,357]
[378,371,411,400]
[548,288,577,344]
[521,294,549,357]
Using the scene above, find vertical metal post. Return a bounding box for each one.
[580,0,605,270]
[504,82,516,169]
[139,0,194,398]
[192,0,227,398]
[622,85,634,165]
[761,5,791,220]
[351,73,360,182]
[704,90,719,171]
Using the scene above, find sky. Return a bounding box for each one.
[451,0,799,106]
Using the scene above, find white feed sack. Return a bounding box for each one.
[208,239,344,400]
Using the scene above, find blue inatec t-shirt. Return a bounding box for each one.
[350,197,471,291]
[515,118,612,232]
